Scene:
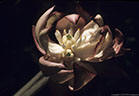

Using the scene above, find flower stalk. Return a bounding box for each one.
[14,71,49,96]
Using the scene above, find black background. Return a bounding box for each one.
[0,0,139,96]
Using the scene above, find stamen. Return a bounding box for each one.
[68,28,73,36]
[63,29,67,35]
[55,29,62,45]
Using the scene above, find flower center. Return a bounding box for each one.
[62,33,75,49]
[66,34,72,40]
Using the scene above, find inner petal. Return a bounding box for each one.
[48,42,65,55]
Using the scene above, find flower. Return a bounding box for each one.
[32,5,124,91]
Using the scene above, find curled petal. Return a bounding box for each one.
[50,70,74,84]
[35,6,64,54]
[39,56,66,76]
[39,12,63,52]
[35,6,55,44]
[45,11,63,28]
[32,25,46,54]
[33,6,54,54]
[39,27,52,53]
[113,28,124,54]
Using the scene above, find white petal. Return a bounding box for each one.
[74,28,80,41]
[81,23,99,43]
[55,30,63,45]
[48,42,65,55]
[95,27,113,60]
[73,42,97,60]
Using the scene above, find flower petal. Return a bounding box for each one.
[38,11,63,51]
[56,14,86,35]
[65,14,79,24]
[56,15,76,31]
[113,28,124,54]
[93,26,113,61]
[35,6,55,44]
[73,42,97,60]
[81,20,99,35]
[39,27,52,53]
[48,42,65,56]
[73,20,101,60]
[32,25,46,54]
[50,70,74,84]
[72,62,96,91]
[39,56,66,76]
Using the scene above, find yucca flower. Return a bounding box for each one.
[32,5,124,91]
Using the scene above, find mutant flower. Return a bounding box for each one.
[32,5,124,91]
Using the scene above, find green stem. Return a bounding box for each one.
[13,71,49,96]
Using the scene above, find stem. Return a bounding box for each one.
[13,71,49,96]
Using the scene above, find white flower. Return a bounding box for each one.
[33,5,124,91]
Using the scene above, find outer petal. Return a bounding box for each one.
[113,28,124,54]
[56,14,86,35]
[35,6,55,47]
[32,25,46,54]
[70,62,96,91]
[38,11,63,53]
[34,6,64,54]
[38,27,52,54]
[39,56,66,76]
[50,70,74,84]
[56,15,75,33]
[65,14,79,24]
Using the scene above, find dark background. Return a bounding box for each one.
[0,0,139,96]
